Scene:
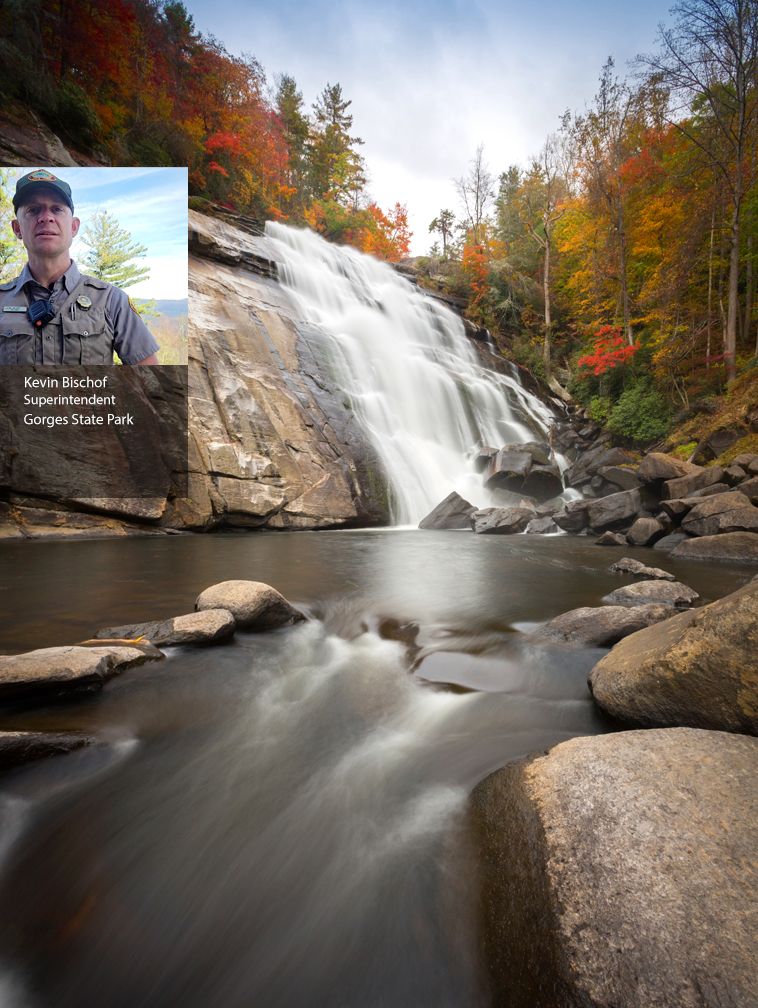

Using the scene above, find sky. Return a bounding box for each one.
[187,0,679,254]
[3,167,188,298]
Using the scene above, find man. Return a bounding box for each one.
[0,169,160,365]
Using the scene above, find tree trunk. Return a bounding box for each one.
[543,237,551,366]
[726,195,742,385]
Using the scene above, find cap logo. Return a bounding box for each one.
[27,170,57,181]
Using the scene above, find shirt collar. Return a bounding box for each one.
[13,259,80,293]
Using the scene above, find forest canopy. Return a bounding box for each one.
[0,0,410,260]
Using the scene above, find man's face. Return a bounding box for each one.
[11,188,80,258]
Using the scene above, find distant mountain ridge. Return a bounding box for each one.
[134,298,188,318]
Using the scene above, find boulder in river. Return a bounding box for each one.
[585,488,643,531]
[0,645,160,700]
[472,507,533,535]
[470,728,758,1008]
[418,492,477,530]
[653,531,691,552]
[525,515,557,534]
[670,530,758,562]
[195,580,305,630]
[589,579,758,733]
[601,579,699,607]
[533,603,674,646]
[0,731,100,771]
[94,610,236,647]
[609,557,675,580]
[625,516,667,547]
[483,448,532,490]
[594,530,626,546]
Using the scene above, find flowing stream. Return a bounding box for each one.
[266,222,560,523]
[0,226,755,1006]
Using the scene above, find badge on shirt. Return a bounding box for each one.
[76,295,92,308]
[27,170,58,181]
[128,298,139,315]
[2,306,26,312]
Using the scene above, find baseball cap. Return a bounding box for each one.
[13,170,74,212]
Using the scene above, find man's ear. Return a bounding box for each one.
[71,216,80,239]
[11,219,21,240]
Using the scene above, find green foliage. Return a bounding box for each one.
[53,81,101,149]
[587,396,611,422]
[0,170,25,283]
[605,382,672,443]
[80,211,150,289]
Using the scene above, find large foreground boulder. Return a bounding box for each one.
[0,645,160,700]
[670,530,758,562]
[94,610,236,647]
[589,580,758,733]
[470,729,758,1008]
[532,603,673,647]
[0,731,100,770]
[418,492,476,530]
[195,580,305,630]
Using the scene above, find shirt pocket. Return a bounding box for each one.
[0,315,37,365]
[61,310,112,365]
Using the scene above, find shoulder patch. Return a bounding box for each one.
[128,298,140,315]
[81,275,109,289]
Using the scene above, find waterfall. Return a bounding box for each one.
[265,222,561,525]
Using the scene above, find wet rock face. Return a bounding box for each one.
[470,729,758,1008]
[589,580,758,734]
[189,210,389,531]
[195,580,305,630]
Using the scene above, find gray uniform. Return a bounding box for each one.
[0,260,160,365]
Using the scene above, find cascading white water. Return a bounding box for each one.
[265,222,562,524]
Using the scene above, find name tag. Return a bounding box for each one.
[2,306,26,313]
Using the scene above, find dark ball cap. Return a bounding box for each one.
[13,170,74,212]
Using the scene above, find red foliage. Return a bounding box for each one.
[577,326,636,375]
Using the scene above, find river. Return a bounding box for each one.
[0,531,753,1007]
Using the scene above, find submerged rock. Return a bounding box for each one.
[609,557,675,581]
[589,580,758,733]
[418,492,476,530]
[195,580,305,630]
[0,645,159,700]
[0,731,100,770]
[470,728,758,1008]
[533,603,673,647]
[94,610,236,647]
[653,531,691,552]
[601,579,699,607]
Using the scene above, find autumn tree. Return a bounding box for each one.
[80,211,150,289]
[0,170,26,284]
[636,0,758,383]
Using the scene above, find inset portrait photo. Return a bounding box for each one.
[0,167,188,365]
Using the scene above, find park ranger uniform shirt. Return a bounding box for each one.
[0,260,160,365]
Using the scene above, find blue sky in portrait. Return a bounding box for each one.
[4,167,187,298]
[186,0,677,253]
